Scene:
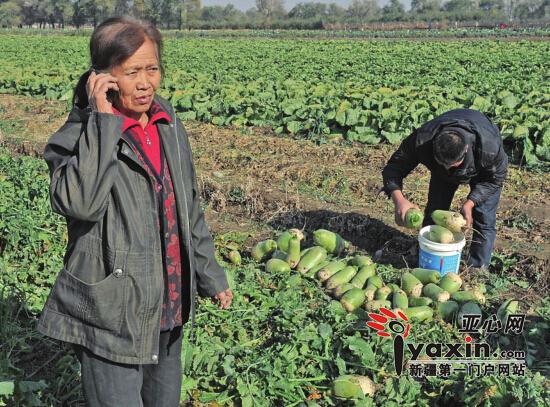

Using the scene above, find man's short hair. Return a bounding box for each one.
[433,130,467,167]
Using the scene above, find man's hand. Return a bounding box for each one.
[213,288,233,309]
[461,199,475,227]
[391,190,419,227]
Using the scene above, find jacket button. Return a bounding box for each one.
[113,268,123,278]
[151,354,158,362]
[164,232,170,239]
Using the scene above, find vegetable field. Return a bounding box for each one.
[0,31,549,406]
[1,35,549,166]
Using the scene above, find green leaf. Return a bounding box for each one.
[0,381,14,396]
[512,125,529,139]
[501,95,520,109]
[346,335,376,366]
[381,131,405,145]
[287,121,302,134]
[335,355,347,375]
[345,109,360,126]
[318,323,333,339]
[212,116,225,126]
[180,111,197,121]
[471,96,491,112]
[347,127,381,144]
[17,380,47,393]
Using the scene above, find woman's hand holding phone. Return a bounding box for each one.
[86,70,119,114]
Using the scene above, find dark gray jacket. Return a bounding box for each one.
[37,95,228,364]
[382,109,508,205]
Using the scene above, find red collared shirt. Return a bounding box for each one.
[113,102,184,331]
[113,103,171,175]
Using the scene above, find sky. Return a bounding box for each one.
[202,0,411,12]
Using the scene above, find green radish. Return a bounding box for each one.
[297,246,327,274]
[326,266,357,290]
[251,239,277,262]
[428,225,454,244]
[313,229,348,255]
[497,299,519,325]
[332,375,376,399]
[350,264,376,288]
[364,299,391,311]
[423,283,451,303]
[392,290,408,309]
[366,275,383,289]
[300,247,312,257]
[401,272,423,298]
[436,301,459,322]
[375,286,392,301]
[333,283,355,299]
[289,228,305,240]
[227,250,241,265]
[457,302,482,327]
[388,283,401,293]
[364,287,377,302]
[276,231,292,252]
[432,210,466,233]
[305,259,331,278]
[317,260,348,282]
[403,306,433,321]
[277,229,304,252]
[451,289,486,305]
[405,208,424,229]
[439,272,462,294]
[271,250,287,261]
[409,297,433,307]
[350,255,373,267]
[341,288,367,312]
[411,268,441,284]
[285,236,301,269]
[265,258,291,274]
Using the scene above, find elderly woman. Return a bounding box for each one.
[37,16,233,406]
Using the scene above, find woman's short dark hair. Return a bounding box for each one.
[433,130,467,167]
[73,16,163,108]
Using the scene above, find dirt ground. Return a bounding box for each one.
[1,94,548,298]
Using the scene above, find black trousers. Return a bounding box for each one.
[73,327,183,407]
[422,177,501,268]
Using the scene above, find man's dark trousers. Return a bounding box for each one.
[422,177,502,268]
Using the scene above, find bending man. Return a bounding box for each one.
[382,109,508,269]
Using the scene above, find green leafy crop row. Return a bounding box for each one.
[0,35,549,167]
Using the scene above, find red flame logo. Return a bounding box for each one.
[367,308,411,338]
[367,307,411,375]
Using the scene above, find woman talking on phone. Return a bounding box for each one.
[37,16,232,406]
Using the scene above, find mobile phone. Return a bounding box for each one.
[91,68,118,103]
[106,89,118,103]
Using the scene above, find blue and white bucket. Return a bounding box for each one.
[418,225,466,276]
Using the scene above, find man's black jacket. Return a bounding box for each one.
[382,109,508,205]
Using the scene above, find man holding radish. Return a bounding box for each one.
[382,109,508,269]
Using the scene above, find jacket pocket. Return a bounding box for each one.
[46,251,128,334]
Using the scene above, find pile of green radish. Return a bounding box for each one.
[404,208,467,244]
[249,227,520,401]
[251,227,488,325]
